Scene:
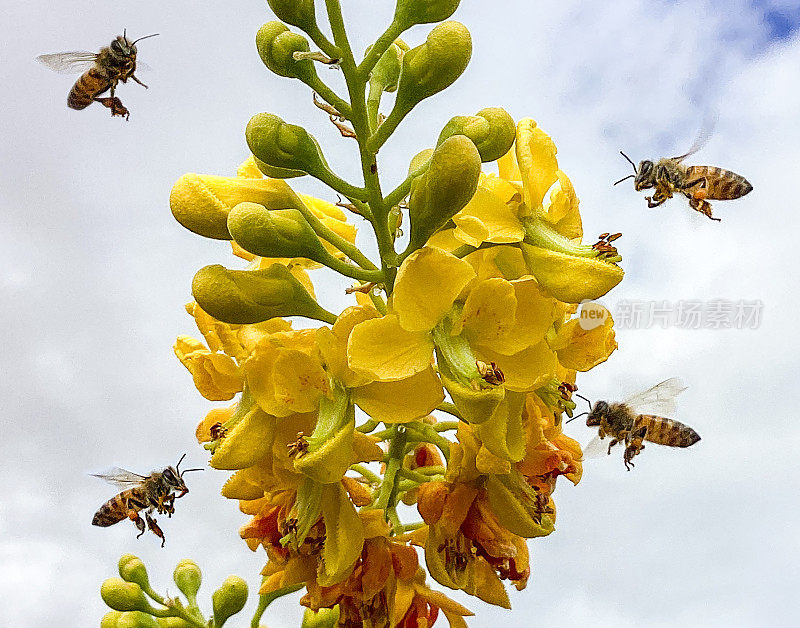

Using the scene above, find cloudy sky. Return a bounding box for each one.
[2,1,799,626]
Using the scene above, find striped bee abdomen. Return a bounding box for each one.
[68,69,111,110]
[92,489,148,526]
[638,416,700,448]
[686,166,753,200]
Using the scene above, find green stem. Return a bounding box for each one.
[304,74,352,119]
[350,463,381,485]
[369,291,388,314]
[304,23,341,61]
[404,424,451,463]
[251,584,305,628]
[366,79,383,133]
[375,426,407,509]
[356,419,380,433]
[324,255,385,283]
[397,467,444,484]
[384,158,431,209]
[357,20,404,79]
[288,190,378,270]
[366,105,406,154]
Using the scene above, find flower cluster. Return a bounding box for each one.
[156,1,624,626]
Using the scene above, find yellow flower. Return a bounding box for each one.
[173,335,243,401]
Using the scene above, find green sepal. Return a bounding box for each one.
[368,40,405,93]
[437,107,516,162]
[253,155,307,179]
[192,263,333,325]
[394,21,472,115]
[395,0,462,29]
[256,22,316,81]
[211,576,248,627]
[408,135,481,250]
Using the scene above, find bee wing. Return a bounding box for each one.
[671,112,718,161]
[624,377,687,417]
[91,467,148,488]
[36,52,98,74]
[580,434,614,461]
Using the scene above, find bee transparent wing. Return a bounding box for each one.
[672,112,718,161]
[624,378,687,417]
[91,467,148,489]
[581,434,614,461]
[36,52,98,74]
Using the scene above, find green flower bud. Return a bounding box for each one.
[256,22,315,81]
[100,578,149,613]
[302,606,341,628]
[212,576,248,626]
[437,107,515,162]
[192,263,332,325]
[395,0,461,29]
[267,0,316,30]
[156,619,194,628]
[228,203,329,263]
[253,155,306,179]
[408,148,433,175]
[117,612,162,628]
[173,559,202,600]
[394,21,471,114]
[170,174,297,240]
[246,113,328,178]
[408,135,481,249]
[101,611,124,628]
[118,555,150,591]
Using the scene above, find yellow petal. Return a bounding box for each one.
[554,311,618,371]
[496,146,521,182]
[479,341,557,392]
[174,336,244,401]
[465,557,510,608]
[546,171,582,239]
[347,314,434,381]
[458,278,516,344]
[221,471,265,500]
[317,483,364,586]
[516,118,559,213]
[393,247,476,332]
[453,187,525,245]
[474,391,526,463]
[352,366,444,423]
[489,278,556,355]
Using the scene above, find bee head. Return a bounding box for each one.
[634,160,656,190]
[586,400,609,427]
[110,31,159,57]
[167,454,204,498]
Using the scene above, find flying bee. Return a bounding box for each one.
[615,135,752,221]
[92,454,202,546]
[37,31,158,120]
[576,378,700,470]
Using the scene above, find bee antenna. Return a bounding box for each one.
[175,453,187,473]
[613,174,635,186]
[619,151,637,172]
[180,468,205,475]
[565,411,589,424]
[132,33,160,45]
[575,393,593,409]
[123,28,127,40]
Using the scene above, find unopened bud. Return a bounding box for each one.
[212,576,248,626]
[100,578,149,613]
[395,0,461,29]
[408,135,481,249]
[246,113,328,179]
[368,41,405,93]
[192,263,329,325]
[118,555,150,591]
[394,21,471,115]
[267,0,316,30]
[173,559,202,600]
[302,606,341,628]
[256,22,315,81]
[227,203,329,263]
[170,174,296,240]
[102,611,161,628]
[438,107,515,162]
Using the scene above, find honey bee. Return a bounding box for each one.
[615,136,752,221]
[92,454,202,546]
[37,31,158,120]
[581,378,700,470]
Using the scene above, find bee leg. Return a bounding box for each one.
[128,511,146,538]
[94,97,130,120]
[145,512,166,547]
[130,74,149,89]
[689,196,720,222]
[623,425,648,470]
